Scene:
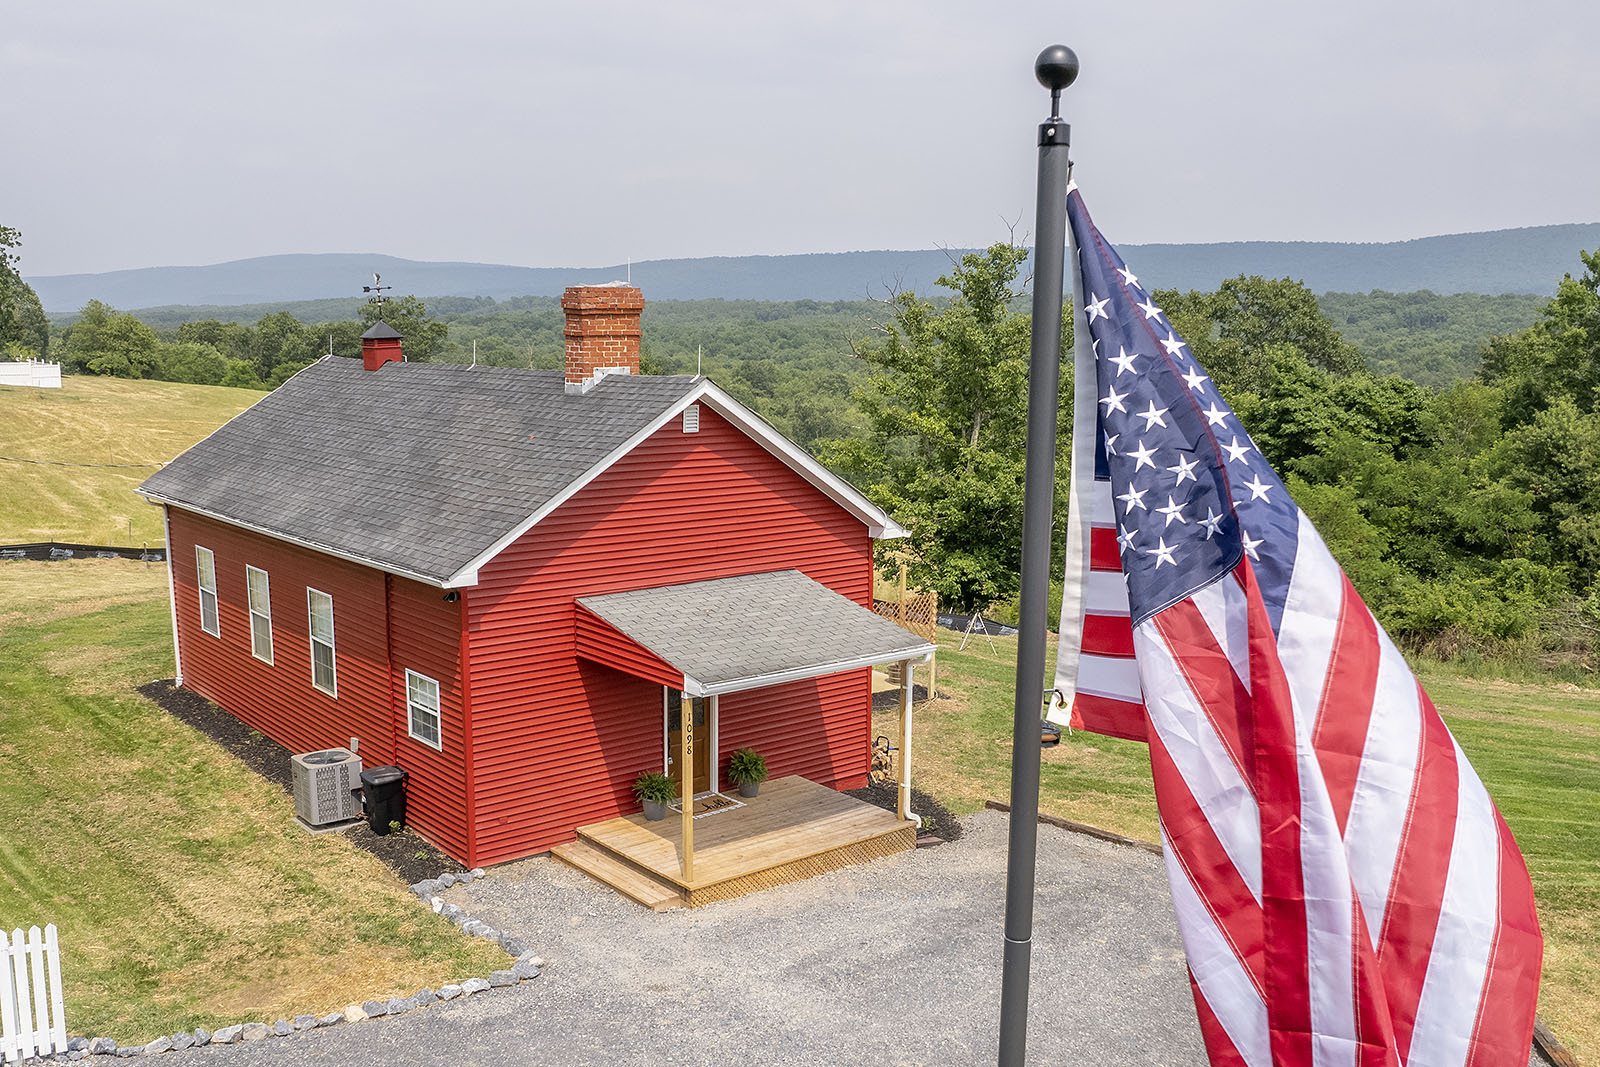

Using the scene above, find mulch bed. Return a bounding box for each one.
[870,683,937,711]
[845,780,963,843]
[136,679,464,884]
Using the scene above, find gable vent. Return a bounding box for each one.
[682,405,700,433]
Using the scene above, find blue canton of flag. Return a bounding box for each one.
[1074,199,1297,630]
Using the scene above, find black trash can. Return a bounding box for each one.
[360,765,408,835]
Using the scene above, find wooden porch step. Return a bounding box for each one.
[551,838,683,911]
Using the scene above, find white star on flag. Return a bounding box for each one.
[1117,485,1148,514]
[1222,436,1252,464]
[1159,332,1186,357]
[1103,432,1119,457]
[1182,367,1208,393]
[1199,507,1225,538]
[1100,385,1128,414]
[1136,297,1162,320]
[1085,293,1109,322]
[1201,402,1229,427]
[1117,266,1138,287]
[1166,454,1199,484]
[1110,346,1139,376]
[1155,496,1188,527]
[1136,401,1169,430]
[1242,473,1272,502]
[1240,529,1263,560]
[1127,440,1159,471]
[1145,537,1177,567]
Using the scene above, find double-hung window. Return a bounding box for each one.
[246,565,273,664]
[406,670,442,749]
[195,546,220,637]
[307,588,337,696]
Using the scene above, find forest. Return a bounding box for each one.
[4,223,1597,675]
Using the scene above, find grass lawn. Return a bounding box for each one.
[0,376,258,546]
[0,560,507,1043]
[881,629,1600,1059]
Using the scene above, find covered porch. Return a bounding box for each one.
[553,775,916,909]
[557,569,935,908]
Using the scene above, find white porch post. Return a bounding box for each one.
[898,660,914,823]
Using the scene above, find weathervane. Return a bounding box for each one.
[362,272,392,309]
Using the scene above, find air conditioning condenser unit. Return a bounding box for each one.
[291,748,363,826]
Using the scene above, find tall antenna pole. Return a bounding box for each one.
[998,43,1078,1067]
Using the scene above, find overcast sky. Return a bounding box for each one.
[6,0,1597,277]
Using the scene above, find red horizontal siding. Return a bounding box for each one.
[718,671,872,790]
[574,605,684,689]
[466,404,874,864]
[165,508,471,859]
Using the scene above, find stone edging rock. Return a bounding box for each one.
[48,869,538,1060]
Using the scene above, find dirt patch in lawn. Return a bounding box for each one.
[138,679,466,885]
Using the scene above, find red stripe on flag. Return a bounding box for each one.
[1152,598,1257,792]
[1082,613,1136,657]
[1313,573,1382,833]
[1378,682,1460,1061]
[1237,562,1315,1065]
[1068,692,1147,742]
[1188,968,1250,1067]
[1148,731,1265,996]
[1090,525,1123,570]
[1463,809,1543,1067]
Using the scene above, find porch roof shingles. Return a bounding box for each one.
[575,569,936,696]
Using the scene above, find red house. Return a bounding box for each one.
[140,285,934,900]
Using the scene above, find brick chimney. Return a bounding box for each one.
[562,283,644,394]
[361,321,404,371]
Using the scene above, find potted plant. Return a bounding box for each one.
[633,771,675,821]
[726,747,768,798]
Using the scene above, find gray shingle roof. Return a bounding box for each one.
[139,358,699,583]
[576,569,936,695]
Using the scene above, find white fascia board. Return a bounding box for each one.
[138,490,452,589]
[689,640,938,698]
[443,377,908,588]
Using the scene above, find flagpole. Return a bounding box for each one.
[998,43,1077,1067]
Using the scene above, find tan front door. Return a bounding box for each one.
[666,689,710,793]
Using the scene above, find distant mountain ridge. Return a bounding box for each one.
[28,223,1600,311]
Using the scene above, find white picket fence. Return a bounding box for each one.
[0,925,65,1062]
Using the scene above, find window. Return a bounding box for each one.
[406,670,442,749]
[195,546,220,637]
[307,588,337,696]
[246,565,273,664]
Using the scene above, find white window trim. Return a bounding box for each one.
[406,669,443,751]
[307,587,337,697]
[195,545,221,638]
[245,565,273,665]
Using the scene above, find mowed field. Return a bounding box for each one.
[0,376,259,545]
[880,632,1600,1059]
[0,561,508,1042]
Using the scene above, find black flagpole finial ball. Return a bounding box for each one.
[1034,45,1079,92]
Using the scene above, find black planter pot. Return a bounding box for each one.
[737,780,760,799]
[643,799,667,821]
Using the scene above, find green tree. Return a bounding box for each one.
[822,243,1064,612]
[61,300,160,378]
[156,341,230,385]
[0,225,50,360]
[1479,249,1600,424]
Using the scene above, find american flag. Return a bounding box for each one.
[1049,187,1543,1066]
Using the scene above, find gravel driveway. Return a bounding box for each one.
[179,810,1206,1065]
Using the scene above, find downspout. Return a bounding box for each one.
[384,573,399,758]
[898,659,923,830]
[458,589,478,867]
[161,505,183,687]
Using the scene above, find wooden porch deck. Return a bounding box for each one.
[551,776,916,909]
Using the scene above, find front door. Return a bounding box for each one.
[665,689,710,794]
